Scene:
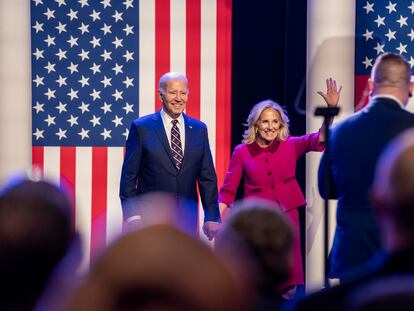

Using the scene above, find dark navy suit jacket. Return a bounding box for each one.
[318,97,414,279]
[120,111,220,232]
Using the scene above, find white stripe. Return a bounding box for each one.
[139,0,156,116]
[306,0,356,291]
[75,147,92,272]
[106,147,124,245]
[200,0,217,165]
[170,0,186,75]
[198,0,217,239]
[43,147,60,184]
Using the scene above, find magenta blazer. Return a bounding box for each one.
[219,132,324,211]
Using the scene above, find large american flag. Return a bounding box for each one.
[31,0,231,268]
[355,0,414,110]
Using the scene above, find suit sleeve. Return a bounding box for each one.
[197,126,221,223]
[218,146,243,206]
[293,131,325,158]
[318,149,338,199]
[119,122,142,219]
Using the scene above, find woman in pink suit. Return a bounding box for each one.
[218,78,341,298]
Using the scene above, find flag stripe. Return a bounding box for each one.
[106,147,124,244]
[200,0,217,163]
[215,0,232,186]
[186,0,201,120]
[32,146,44,177]
[170,0,186,74]
[155,0,171,111]
[75,147,92,271]
[43,147,60,183]
[60,147,76,228]
[90,147,107,260]
[355,75,369,111]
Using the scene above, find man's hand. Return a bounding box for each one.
[203,221,220,240]
[126,217,144,232]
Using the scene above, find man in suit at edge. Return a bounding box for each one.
[119,72,220,239]
[291,128,414,311]
[317,52,414,282]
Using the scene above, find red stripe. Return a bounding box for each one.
[355,75,370,111]
[90,147,108,260]
[155,0,171,111]
[32,146,44,177]
[215,0,232,187]
[186,0,201,120]
[60,147,76,230]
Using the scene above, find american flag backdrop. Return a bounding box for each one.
[30,0,231,268]
[355,0,414,110]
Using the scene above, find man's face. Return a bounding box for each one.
[159,78,188,119]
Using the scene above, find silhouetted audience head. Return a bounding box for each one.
[0,178,75,311]
[371,128,414,250]
[369,52,413,106]
[346,275,414,311]
[66,224,246,311]
[371,52,411,87]
[215,198,294,308]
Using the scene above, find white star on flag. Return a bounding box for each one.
[56,102,67,113]
[55,128,67,140]
[101,102,112,114]
[67,115,79,127]
[100,128,112,140]
[33,128,45,140]
[44,114,56,126]
[90,115,101,127]
[112,89,123,101]
[90,89,101,101]
[112,115,123,127]
[33,102,45,114]
[78,128,90,140]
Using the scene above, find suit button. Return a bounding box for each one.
[267,171,271,176]
[264,158,268,162]
[271,185,274,189]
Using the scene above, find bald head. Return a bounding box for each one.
[371,53,411,87]
[370,53,412,104]
[372,129,414,238]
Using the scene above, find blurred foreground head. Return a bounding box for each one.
[0,178,74,310]
[67,224,247,311]
[215,198,294,294]
[371,128,414,250]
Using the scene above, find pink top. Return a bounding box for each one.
[219,131,324,211]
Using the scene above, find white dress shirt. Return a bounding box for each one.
[160,108,186,153]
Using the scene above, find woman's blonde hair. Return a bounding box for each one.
[242,99,290,144]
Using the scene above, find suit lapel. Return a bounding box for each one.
[152,111,176,168]
[182,113,192,170]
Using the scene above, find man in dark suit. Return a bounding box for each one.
[318,52,414,281]
[292,128,414,311]
[119,72,220,239]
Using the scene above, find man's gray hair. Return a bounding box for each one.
[158,72,188,93]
